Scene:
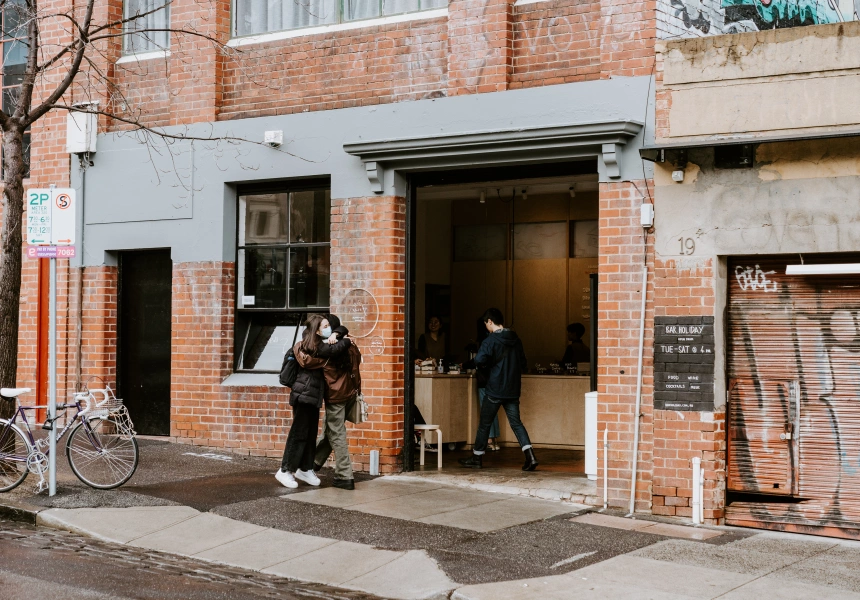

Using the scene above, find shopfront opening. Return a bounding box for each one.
[405,166,598,475]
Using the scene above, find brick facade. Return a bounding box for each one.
[12,0,734,520]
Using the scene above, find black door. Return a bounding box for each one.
[118,250,172,436]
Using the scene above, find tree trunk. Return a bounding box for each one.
[0,128,26,420]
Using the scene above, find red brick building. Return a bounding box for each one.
[25,0,828,534]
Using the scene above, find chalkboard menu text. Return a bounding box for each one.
[654,316,715,411]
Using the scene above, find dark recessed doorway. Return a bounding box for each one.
[118,250,172,436]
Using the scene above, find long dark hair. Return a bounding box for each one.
[299,314,325,355]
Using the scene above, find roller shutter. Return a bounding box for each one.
[727,255,860,538]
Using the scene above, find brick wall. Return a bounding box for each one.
[600,0,657,77]
[219,16,448,121]
[330,196,407,473]
[511,0,601,88]
[651,257,724,522]
[598,180,655,511]
[101,0,656,125]
[171,261,292,455]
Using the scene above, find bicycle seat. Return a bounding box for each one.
[1,387,32,398]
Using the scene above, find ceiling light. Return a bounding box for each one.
[786,264,860,275]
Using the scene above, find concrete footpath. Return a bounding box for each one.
[2,439,860,599]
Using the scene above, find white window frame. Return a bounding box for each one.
[229,0,447,45]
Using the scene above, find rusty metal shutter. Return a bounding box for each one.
[727,256,860,535]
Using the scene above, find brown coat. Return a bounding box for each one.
[314,336,357,404]
[320,340,362,404]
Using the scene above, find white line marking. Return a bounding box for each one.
[550,551,597,569]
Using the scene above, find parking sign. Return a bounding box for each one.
[26,188,76,246]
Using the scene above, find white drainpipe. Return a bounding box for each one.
[627,265,648,516]
[692,456,702,525]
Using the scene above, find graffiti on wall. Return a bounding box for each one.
[727,258,860,535]
[660,0,860,38]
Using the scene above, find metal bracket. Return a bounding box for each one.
[601,143,621,179]
[365,161,384,194]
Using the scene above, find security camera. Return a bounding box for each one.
[264,130,283,148]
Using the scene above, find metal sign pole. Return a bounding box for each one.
[48,255,57,496]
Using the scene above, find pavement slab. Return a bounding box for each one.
[284,478,445,508]
[262,540,403,586]
[632,534,837,576]
[344,549,457,600]
[416,496,582,532]
[718,575,860,599]
[569,554,756,598]
[571,512,656,531]
[193,527,339,570]
[453,574,700,600]
[128,512,266,555]
[342,486,502,521]
[37,506,200,544]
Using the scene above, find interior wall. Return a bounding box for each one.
[411,189,601,367]
[415,198,453,349]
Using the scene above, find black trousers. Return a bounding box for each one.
[281,403,320,472]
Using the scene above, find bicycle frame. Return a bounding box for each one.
[0,396,104,459]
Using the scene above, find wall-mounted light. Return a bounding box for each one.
[786,264,860,275]
[521,188,528,201]
[569,185,576,198]
[479,191,486,204]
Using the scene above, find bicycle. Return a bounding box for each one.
[0,381,139,493]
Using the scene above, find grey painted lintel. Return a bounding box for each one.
[344,120,644,192]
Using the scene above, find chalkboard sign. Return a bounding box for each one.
[654,316,714,411]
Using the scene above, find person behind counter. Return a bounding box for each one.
[414,316,447,365]
[459,308,538,471]
[561,322,590,367]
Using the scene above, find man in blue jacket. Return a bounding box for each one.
[459,308,538,471]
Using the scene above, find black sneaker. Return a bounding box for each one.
[333,478,355,490]
[458,455,482,469]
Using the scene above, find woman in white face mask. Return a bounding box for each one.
[276,315,352,489]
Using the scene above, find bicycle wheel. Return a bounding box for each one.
[0,422,30,492]
[66,417,139,489]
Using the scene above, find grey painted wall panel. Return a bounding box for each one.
[85,141,193,224]
[76,77,654,266]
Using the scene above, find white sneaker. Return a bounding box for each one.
[275,470,298,488]
[295,469,321,486]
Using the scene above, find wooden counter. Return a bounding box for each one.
[414,373,590,449]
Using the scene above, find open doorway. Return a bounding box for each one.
[406,165,599,483]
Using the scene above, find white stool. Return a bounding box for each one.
[414,424,442,470]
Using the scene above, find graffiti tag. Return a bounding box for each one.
[735,265,778,292]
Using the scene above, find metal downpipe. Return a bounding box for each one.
[628,264,648,515]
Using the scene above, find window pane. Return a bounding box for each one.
[241,193,288,245]
[239,247,288,308]
[236,312,305,371]
[234,0,336,36]
[344,0,381,20]
[123,0,169,53]
[290,189,330,243]
[454,224,507,262]
[3,39,26,77]
[2,0,27,40]
[383,0,419,14]
[289,246,329,308]
[513,222,567,260]
[421,0,447,8]
[2,85,19,114]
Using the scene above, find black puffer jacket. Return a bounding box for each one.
[288,342,326,409]
[474,329,528,400]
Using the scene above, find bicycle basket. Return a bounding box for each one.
[89,387,136,437]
